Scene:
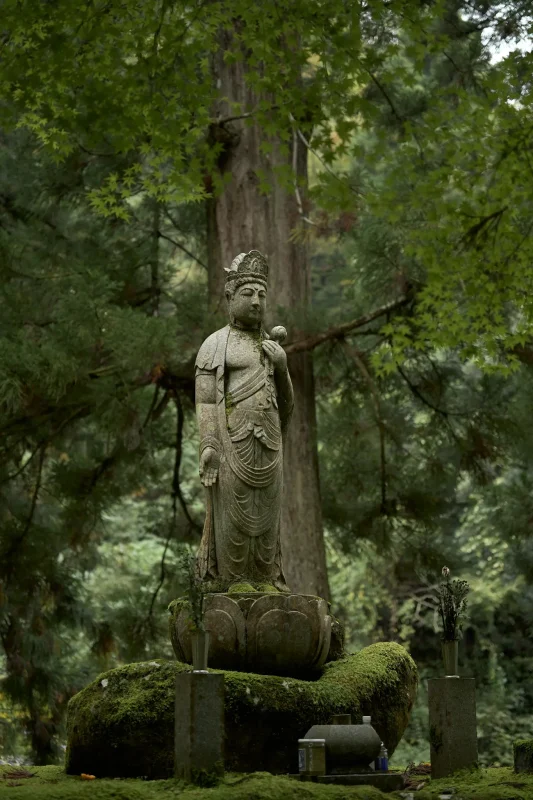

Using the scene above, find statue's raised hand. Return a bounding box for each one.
[199,447,220,487]
[262,339,287,372]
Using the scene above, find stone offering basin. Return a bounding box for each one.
[169,592,332,676]
[65,642,417,779]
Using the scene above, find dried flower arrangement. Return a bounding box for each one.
[437,566,469,642]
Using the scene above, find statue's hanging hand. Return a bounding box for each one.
[199,447,220,487]
[262,339,287,372]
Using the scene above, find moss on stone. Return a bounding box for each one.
[224,393,234,414]
[66,642,417,780]
[515,740,533,755]
[227,582,257,593]
[184,578,293,594]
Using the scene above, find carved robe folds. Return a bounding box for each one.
[195,325,288,590]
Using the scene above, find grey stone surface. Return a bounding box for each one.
[174,672,224,781]
[305,721,382,774]
[428,677,478,779]
[168,250,340,676]
[194,250,294,592]
[170,591,332,676]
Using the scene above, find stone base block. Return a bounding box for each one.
[169,592,334,676]
[174,672,224,782]
[289,772,404,792]
[428,677,478,779]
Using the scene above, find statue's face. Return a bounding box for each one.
[227,281,267,327]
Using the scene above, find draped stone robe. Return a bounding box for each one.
[195,325,289,590]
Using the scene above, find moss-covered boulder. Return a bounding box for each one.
[66,642,417,780]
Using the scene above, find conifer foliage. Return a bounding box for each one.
[0,126,205,761]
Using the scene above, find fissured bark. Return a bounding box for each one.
[205,27,329,599]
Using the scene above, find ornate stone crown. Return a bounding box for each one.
[224,250,269,286]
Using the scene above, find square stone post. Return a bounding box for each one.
[428,677,478,779]
[175,672,225,782]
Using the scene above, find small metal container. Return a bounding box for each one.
[298,738,326,776]
[190,629,210,671]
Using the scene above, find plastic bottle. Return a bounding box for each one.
[375,742,388,771]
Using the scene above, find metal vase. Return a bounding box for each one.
[190,629,210,671]
[442,639,459,676]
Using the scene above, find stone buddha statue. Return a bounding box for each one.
[194,250,294,593]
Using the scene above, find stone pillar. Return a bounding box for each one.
[428,678,478,779]
[175,672,225,782]
[514,739,533,773]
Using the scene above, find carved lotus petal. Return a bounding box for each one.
[170,592,332,676]
[254,609,312,671]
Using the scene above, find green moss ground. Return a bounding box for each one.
[416,766,533,799]
[0,767,385,799]
[2,766,533,799]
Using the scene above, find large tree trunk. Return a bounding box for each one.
[205,28,329,599]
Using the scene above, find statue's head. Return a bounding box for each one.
[225,250,268,328]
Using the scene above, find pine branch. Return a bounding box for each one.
[151,389,172,423]
[1,364,195,439]
[284,296,409,355]
[395,363,467,452]
[147,390,199,620]
[3,445,47,569]
[147,522,173,621]
[141,386,161,430]
[161,207,208,269]
[157,229,208,270]
[1,440,45,486]
[1,408,88,485]
[396,363,466,418]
